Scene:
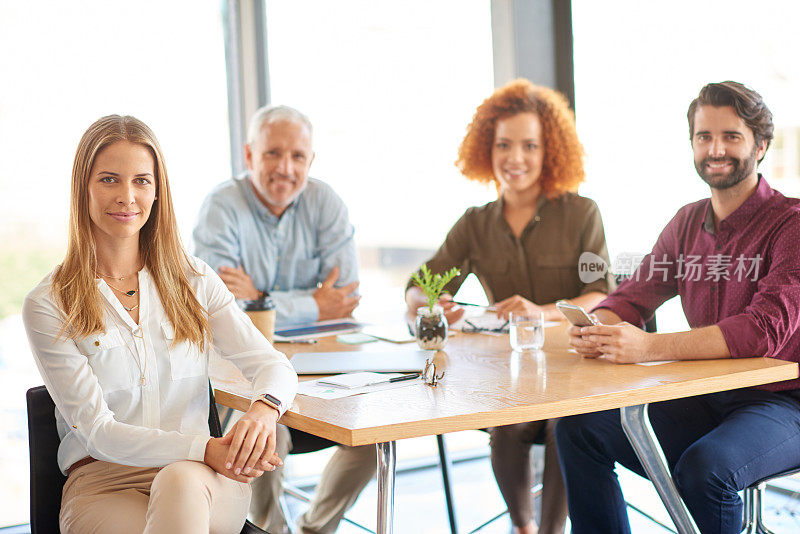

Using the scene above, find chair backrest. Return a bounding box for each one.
[26,384,226,533]
[27,384,266,534]
[208,383,223,438]
[26,385,67,534]
[287,428,337,455]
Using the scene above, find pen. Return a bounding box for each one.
[386,372,421,383]
[282,339,318,344]
[364,373,421,387]
[452,301,498,312]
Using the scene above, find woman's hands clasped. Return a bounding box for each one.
[204,400,282,483]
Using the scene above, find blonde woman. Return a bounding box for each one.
[23,115,297,533]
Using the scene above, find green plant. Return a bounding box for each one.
[410,264,460,313]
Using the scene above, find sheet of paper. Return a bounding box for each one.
[298,376,422,399]
[636,360,678,366]
[336,332,379,345]
[316,372,404,389]
[361,324,416,343]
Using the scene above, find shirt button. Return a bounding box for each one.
[534,215,541,222]
[711,286,717,292]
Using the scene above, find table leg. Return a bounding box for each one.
[376,441,396,534]
[620,404,699,534]
[436,434,459,534]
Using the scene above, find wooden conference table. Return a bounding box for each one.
[210,323,798,534]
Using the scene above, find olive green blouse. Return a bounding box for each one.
[411,193,613,305]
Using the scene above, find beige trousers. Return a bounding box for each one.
[60,460,251,534]
[249,423,376,534]
[489,419,567,534]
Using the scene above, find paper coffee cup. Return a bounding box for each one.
[246,309,276,344]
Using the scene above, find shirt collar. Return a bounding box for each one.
[722,174,773,232]
[701,175,773,234]
[491,194,549,230]
[237,172,301,222]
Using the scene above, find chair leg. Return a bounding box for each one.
[279,491,296,534]
[436,434,458,534]
[742,483,776,534]
[218,405,235,431]
[282,481,375,534]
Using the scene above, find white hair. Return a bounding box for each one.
[246,105,313,145]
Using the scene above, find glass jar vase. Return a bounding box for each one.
[415,306,448,350]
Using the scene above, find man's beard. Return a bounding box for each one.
[695,146,758,190]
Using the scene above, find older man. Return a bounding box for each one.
[194,105,373,534]
[194,105,360,326]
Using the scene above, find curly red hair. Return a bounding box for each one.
[456,79,585,198]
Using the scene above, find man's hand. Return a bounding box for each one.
[218,266,259,300]
[404,287,465,324]
[567,322,604,358]
[313,266,360,321]
[575,323,657,364]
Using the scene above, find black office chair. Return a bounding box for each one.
[26,385,268,534]
[741,467,800,533]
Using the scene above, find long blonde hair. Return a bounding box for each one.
[52,115,210,350]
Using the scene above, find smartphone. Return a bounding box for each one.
[556,301,597,327]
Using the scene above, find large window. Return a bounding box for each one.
[0,1,230,526]
[263,0,496,309]
[573,0,800,333]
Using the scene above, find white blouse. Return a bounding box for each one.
[22,257,298,474]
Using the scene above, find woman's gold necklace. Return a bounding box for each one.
[96,268,140,281]
[106,309,149,387]
[104,279,138,298]
[98,275,140,311]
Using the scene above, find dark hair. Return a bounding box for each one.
[687,81,773,161]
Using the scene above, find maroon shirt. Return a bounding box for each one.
[597,176,800,391]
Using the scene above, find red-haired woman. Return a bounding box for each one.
[23,115,297,533]
[406,80,613,534]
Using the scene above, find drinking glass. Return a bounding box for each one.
[509,311,545,351]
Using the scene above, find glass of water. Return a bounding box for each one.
[509,311,545,351]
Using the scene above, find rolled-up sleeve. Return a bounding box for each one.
[316,186,359,291]
[594,212,681,327]
[717,222,800,359]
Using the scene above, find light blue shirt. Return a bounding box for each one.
[193,174,358,326]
